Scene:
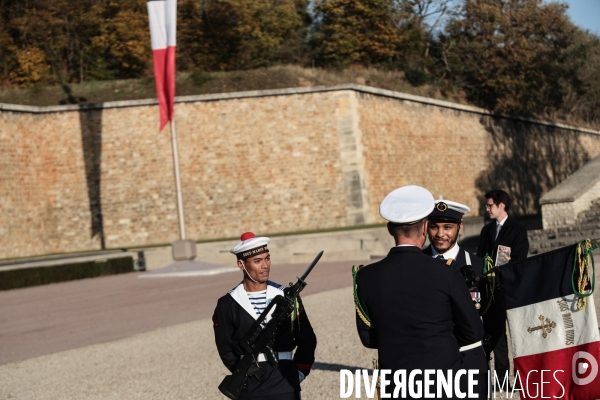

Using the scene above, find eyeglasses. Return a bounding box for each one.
[485,203,496,209]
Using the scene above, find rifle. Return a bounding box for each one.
[218,250,324,400]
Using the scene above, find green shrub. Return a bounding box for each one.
[0,257,134,291]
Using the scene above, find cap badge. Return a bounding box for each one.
[436,202,448,212]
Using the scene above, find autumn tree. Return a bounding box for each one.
[394,0,455,84]
[441,0,575,114]
[556,28,600,127]
[310,0,405,68]
[88,0,151,80]
[190,0,310,71]
[0,0,151,86]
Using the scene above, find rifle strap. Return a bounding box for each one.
[352,265,372,328]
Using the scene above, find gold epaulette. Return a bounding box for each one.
[352,265,372,328]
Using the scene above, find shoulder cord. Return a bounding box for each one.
[480,254,496,316]
[573,239,598,310]
[291,296,302,333]
[352,265,372,328]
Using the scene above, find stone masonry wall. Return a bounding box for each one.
[358,94,489,222]
[2,85,600,259]
[541,180,600,228]
[357,92,600,220]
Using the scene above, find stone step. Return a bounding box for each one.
[528,232,600,251]
[577,212,600,224]
[528,238,582,255]
[558,222,600,233]
[527,229,556,241]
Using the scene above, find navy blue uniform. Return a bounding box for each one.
[213,281,316,399]
[355,246,486,398]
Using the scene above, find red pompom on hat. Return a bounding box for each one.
[240,232,256,241]
[231,232,270,260]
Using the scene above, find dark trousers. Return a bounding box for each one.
[493,330,510,385]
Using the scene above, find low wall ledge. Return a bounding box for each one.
[0,84,599,136]
[540,154,600,205]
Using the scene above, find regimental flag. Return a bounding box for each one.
[147,0,176,131]
[497,240,600,400]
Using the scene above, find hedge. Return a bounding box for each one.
[0,256,134,291]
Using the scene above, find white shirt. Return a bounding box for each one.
[497,215,508,226]
[430,243,461,260]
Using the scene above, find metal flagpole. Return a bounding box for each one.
[169,116,186,240]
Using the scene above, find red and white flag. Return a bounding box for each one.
[147,0,177,131]
[498,242,600,399]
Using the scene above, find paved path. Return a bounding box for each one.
[0,259,367,365]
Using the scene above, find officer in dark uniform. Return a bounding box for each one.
[213,232,317,399]
[423,199,489,397]
[354,186,487,398]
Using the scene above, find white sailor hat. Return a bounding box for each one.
[230,232,270,260]
[379,185,435,224]
[428,200,471,223]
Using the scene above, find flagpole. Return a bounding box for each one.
[170,116,186,240]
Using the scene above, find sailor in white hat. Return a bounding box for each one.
[424,199,484,307]
[353,186,488,398]
[213,232,316,399]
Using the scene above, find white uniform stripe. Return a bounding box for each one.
[507,293,600,358]
[228,281,285,322]
[248,290,267,317]
[147,0,176,50]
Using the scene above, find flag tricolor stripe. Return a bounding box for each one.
[147,0,176,130]
[507,293,599,358]
[497,243,600,399]
[514,342,600,400]
[148,0,176,49]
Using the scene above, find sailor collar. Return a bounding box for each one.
[228,280,287,321]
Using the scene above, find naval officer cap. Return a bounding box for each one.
[428,200,470,223]
[379,185,435,224]
[230,232,270,260]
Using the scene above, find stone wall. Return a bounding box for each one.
[539,154,600,229]
[2,85,600,259]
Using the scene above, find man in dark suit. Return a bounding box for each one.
[354,186,487,398]
[476,189,529,389]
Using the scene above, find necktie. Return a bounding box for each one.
[436,254,444,259]
[495,223,502,240]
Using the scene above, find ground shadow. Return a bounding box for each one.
[79,108,105,249]
[475,116,591,216]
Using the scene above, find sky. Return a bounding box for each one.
[548,0,600,35]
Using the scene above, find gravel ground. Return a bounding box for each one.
[0,284,523,400]
[0,287,379,400]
